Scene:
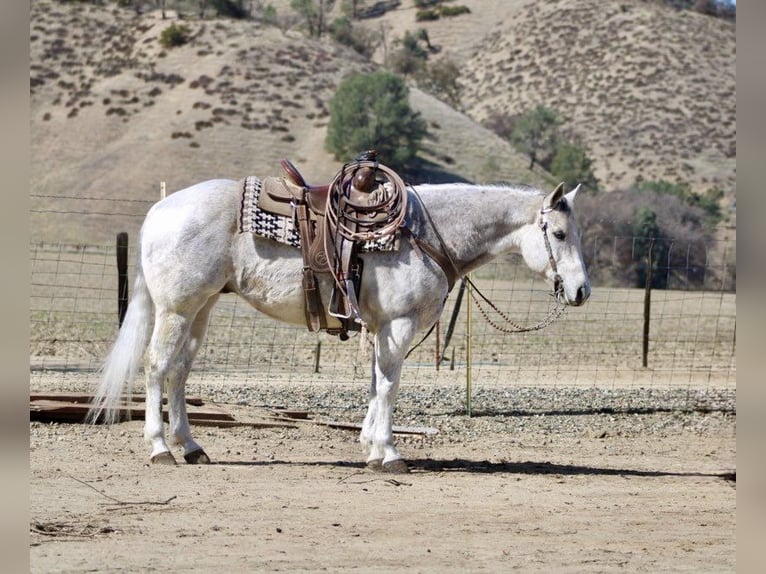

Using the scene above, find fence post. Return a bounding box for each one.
[116,232,129,327]
[314,341,321,373]
[465,274,473,417]
[642,237,655,368]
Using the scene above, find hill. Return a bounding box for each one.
[30,0,736,245]
[365,0,735,196]
[29,0,545,244]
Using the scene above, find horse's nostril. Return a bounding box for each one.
[576,286,585,304]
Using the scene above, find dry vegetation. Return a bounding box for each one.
[30,0,735,245]
[29,0,544,244]
[442,0,735,194]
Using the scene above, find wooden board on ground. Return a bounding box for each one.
[29,392,204,406]
[29,399,235,424]
[29,393,298,429]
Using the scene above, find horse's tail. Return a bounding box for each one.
[88,246,153,425]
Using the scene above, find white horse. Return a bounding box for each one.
[89,177,590,472]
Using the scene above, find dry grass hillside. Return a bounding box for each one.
[30,0,735,245]
[29,0,545,244]
[365,0,736,196]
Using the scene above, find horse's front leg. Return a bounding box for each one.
[361,317,415,474]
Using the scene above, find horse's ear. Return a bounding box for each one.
[543,182,566,211]
[565,183,582,204]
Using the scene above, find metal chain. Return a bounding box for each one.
[466,276,567,333]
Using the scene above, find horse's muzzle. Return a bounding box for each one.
[569,284,590,306]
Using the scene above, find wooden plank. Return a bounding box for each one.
[29,392,204,406]
[314,419,439,436]
[30,400,234,424]
[189,419,298,429]
[270,408,311,420]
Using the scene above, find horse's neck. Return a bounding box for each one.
[413,184,541,274]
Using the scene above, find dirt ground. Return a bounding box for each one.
[29,381,735,574]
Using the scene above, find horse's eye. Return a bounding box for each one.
[553,230,566,241]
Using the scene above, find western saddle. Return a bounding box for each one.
[257,151,408,340]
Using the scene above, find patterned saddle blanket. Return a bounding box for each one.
[238,176,399,253]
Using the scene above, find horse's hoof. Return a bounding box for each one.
[383,459,410,474]
[184,449,211,464]
[150,451,177,465]
[366,459,384,472]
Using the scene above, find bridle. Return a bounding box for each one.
[408,190,569,349]
[538,205,565,303]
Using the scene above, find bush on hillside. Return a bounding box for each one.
[440,5,470,17]
[415,9,440,21]
[387,30,429,76]
[415,57,462,108]
[328,16,378,58]
[159,23,191,49]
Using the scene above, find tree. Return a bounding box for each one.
[637,179,724,229]
[631,206,667,289]
[291,0,335,37]
[328,16,378,58]
[416,57,462,108]
[549,142,599,192]
[325,71,428,171]
[211,0,249,18]
[576,186,717,289]
[509,105,561,170]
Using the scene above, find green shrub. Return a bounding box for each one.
[440,5,471,17]
[159,23,191,49]
[415,9,440,21]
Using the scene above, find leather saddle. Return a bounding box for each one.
[257,156,404,339]
[258,162,332,273]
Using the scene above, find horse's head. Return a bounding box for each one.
[520,183,591,306]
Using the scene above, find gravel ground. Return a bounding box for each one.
[183,380,736,443]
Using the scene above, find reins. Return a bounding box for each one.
[464,206,567,334]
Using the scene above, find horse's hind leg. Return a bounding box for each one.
[166,295,219,464]
[144,308,196,464]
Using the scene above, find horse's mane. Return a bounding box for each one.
[413,182,545,198]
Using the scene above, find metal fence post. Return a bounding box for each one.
[465,274,473,417]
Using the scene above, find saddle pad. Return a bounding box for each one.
[238,176,400,253]
[239,176,301,247]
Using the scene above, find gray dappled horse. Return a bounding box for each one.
[89,178,590,472]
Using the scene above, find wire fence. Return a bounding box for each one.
[30,235,736,398]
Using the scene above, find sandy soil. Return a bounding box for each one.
[30,385,735,573]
